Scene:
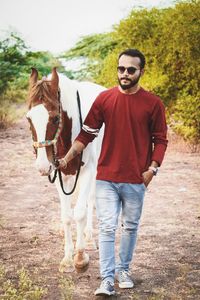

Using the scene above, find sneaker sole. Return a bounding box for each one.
[119,282,134,289]
[95,289,116,296]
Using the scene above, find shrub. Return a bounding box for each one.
[172,92,200,144]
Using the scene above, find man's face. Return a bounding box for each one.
[117,55,143,90]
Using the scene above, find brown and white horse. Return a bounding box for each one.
[26,67,105,271]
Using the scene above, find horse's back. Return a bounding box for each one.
[58,73,105,163]
[58,74,106,118]
[75,81,106,116]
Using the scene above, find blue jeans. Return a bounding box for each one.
[96,180,145,282]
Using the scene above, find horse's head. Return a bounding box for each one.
[26,67,62,175]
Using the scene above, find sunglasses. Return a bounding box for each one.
[117,66,139,75]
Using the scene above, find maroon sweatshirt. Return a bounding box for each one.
[76,86,168,183]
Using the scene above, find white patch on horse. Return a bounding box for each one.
[27,104,50,175]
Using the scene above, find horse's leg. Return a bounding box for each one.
[84,177,97,249]
[55,177,74,272]
[73,165,95,271]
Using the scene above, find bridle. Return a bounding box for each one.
[32,95,63,156]
[29,90,83,195]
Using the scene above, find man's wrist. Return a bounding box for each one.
[63,156,68,164]
[148,166,158,176]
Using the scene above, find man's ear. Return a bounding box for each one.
[140,68,145,77]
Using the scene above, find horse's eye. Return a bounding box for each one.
[52,115,59,124]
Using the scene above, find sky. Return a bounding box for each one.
[0,0,175,55]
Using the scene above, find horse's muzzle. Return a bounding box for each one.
[39,164,55,176]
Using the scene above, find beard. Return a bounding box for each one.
[118,73,141,90]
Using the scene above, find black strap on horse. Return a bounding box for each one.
[48,91,83,195]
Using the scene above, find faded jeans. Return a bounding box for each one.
[96,180,146,282]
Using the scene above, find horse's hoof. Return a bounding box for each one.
[59,257,73,272]
[74,250,89,273]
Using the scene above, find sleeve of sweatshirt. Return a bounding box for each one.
[150,100,168,166]
[75,94,104,147]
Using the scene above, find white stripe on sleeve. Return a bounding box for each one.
[82,124,100,136]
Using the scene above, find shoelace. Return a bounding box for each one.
[119,270,132,281]
[102,280,114,288]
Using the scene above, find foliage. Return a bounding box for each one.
[0,32,65,127]
[58,275,74,300]
[172,91,200,143]
[25,51,65,77]
[62,33,118,80]
[0,32,65,101]
[0,264,47,300]
[0,33,27,95]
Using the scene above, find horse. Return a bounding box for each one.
[26,67,105,272]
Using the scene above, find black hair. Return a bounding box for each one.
[118,49,146,69]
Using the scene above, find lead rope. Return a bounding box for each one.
[48,91,83,195]
[48,93,62,184]
[48,146,58,183]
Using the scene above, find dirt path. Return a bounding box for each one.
[0,117,200,300]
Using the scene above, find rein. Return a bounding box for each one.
[48,91,83,195]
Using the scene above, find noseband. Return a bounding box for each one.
[32,102,63,152]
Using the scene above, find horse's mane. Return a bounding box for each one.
[28,79,59,111]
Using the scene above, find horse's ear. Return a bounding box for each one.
[51,67,59,92]
[29,68,38,87]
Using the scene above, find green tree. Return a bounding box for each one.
[62,33,117,80]
[25,51,65,77]
[0,32,65,127]
[0,33,27,95]
[0,32,64,102]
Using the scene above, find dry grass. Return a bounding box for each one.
[167,127,200,153]
[0,102,26,129]
[0,264,47,300]
[58,275,75,300]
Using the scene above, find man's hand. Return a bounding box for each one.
[57,140,86,170]
[142,170,154,187]
[58,157,68,169]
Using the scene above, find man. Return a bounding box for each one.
[59,49,168,296]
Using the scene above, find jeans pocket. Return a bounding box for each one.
[142,183,147,191]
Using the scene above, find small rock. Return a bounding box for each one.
[178,187,187,192]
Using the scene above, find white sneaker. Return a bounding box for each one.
[118,270,134,289]
[95,279,116,296]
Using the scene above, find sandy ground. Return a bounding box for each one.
[0,117,200,300]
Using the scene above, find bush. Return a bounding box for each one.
[0,32,65,127]
[0,101,26,129]
[172,92,200,144]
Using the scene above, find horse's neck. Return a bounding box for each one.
[59,75,81,140]
[59,75,79,119]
